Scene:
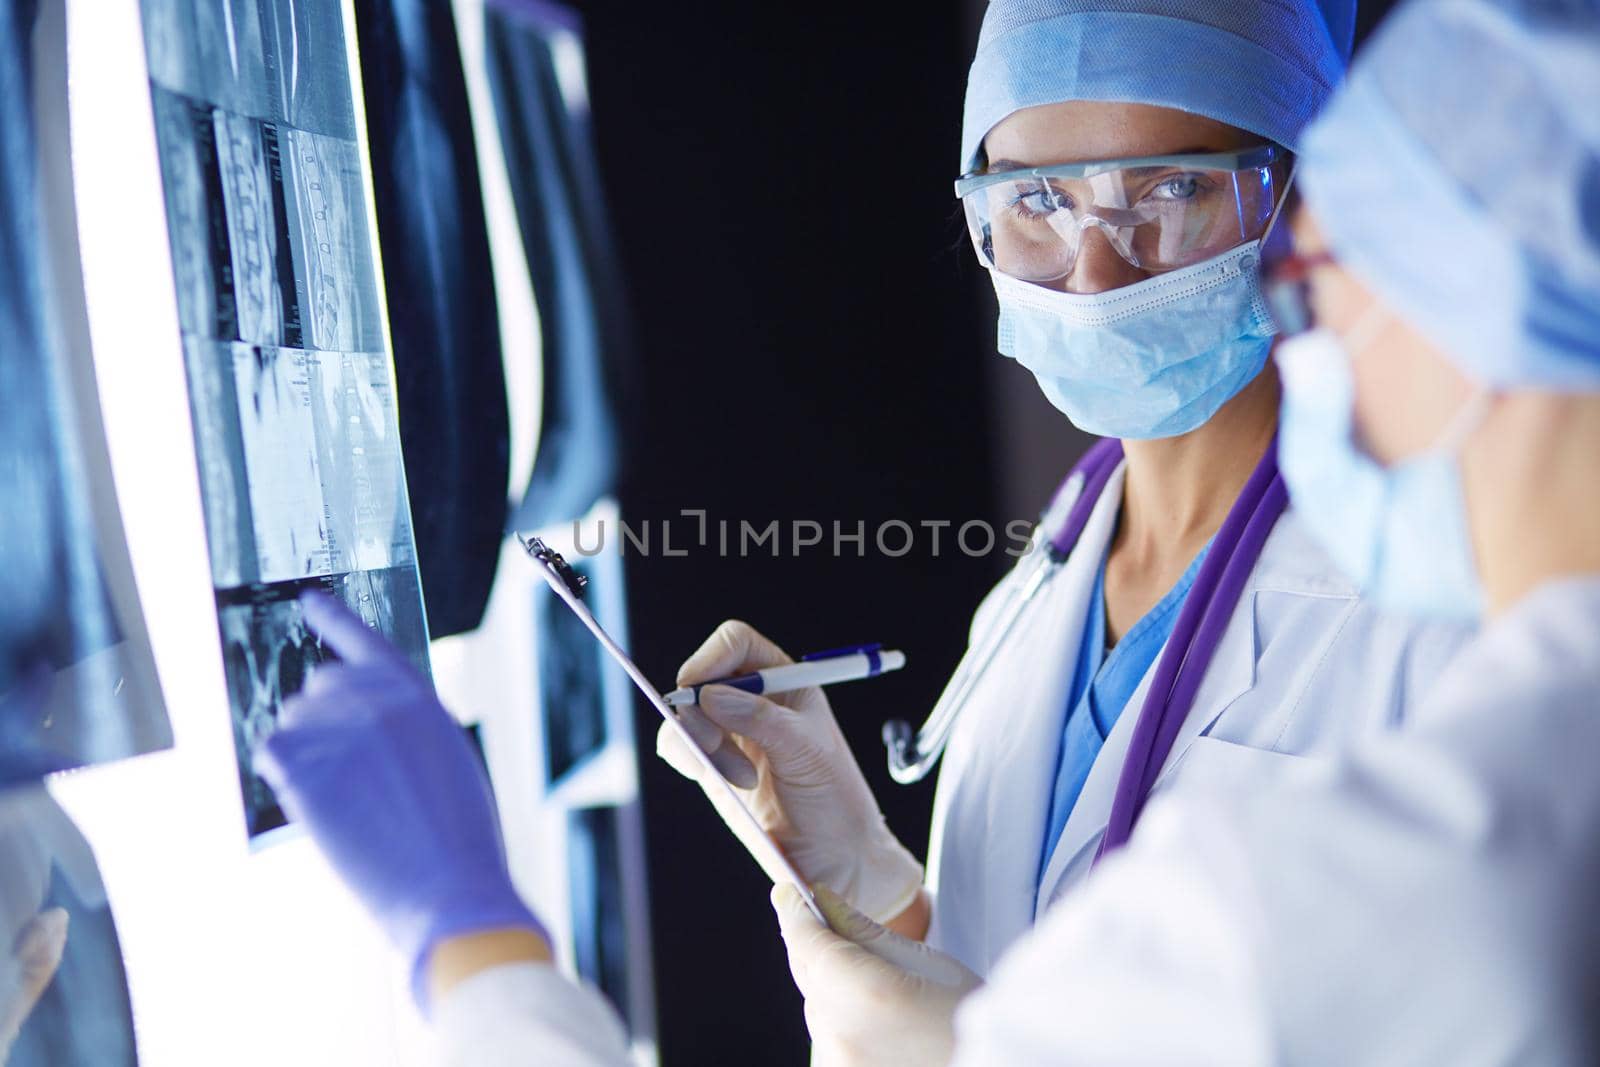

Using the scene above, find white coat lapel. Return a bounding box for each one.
[1035,651,1156,909]
[1137,518,1350,791]
[1146,589,1259,785]
[932,464,1126,967]
[1035,549,1261,913]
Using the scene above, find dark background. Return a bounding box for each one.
[566,3,1399,1063]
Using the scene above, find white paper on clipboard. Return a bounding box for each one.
[520,535,827,925]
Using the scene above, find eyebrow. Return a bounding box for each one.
[984,145,1229,173]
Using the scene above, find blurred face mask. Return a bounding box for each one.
[1275,306,1488,621]
[968,149,1289,439]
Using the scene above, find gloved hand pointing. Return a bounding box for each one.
[657,620,924,926]
[254,592,544,1011]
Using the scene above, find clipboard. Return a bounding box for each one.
[519,534,828,925]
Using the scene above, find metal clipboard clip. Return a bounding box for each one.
[516,532,829,926]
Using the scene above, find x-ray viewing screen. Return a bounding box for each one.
[218,568,425,834]
[567,806,632,1031]
[536,557,609,783]
[0,246,172,787]
[139,0,430,838]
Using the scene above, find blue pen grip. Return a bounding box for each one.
[692,671,765,703]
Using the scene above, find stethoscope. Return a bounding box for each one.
[882,434,1287,857]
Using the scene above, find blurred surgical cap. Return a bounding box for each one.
[960,0,1357,172]
[1300,0,1600,390]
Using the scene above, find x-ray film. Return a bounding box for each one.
[520,538,827,924]
[352,0,511,638]
[141,0,430,838]
[281,128,383,351]
[156,95,388,353]
[261,0,359,139]
[486,0,625,530]
[183,340,413,588]
[151,88,238,341]
[141,0,356,138]
[219,566,426,837]
[214,111,299,347]
[567,806,632,1029]
[228,344,328,581]
[536,555,609,783]
[219,582,322,835]
[1,0,170,785]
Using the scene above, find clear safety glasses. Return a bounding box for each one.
[955,145,1286,282]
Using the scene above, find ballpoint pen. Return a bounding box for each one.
[517,533,831,924]
[661,644,906,706]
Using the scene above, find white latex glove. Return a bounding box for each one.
[773,884,979,1067]
[657,620,923,924]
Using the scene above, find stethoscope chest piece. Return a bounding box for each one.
[881,443,1121,784]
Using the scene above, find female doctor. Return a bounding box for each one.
[655,0,1468,986]
[251,1,1600,1062]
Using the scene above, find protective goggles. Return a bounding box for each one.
[955,145,1286,282]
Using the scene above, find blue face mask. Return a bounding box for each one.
[989,239,1278,439]
[1276,322,1487,621]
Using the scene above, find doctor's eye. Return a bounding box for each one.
[1145,173,1208,203]
[1003,182,1072,219]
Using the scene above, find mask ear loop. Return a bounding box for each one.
[1434,387,1494,455]
[1321,300,1394,459]
[1341,300,1394,357]
[1331,298,1494,460]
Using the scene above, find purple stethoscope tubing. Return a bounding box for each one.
[1048,437,1128,558]
[1095,436,1287,860]
[881,431,1287,860]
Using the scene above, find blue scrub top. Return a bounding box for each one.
[1036,544,1208,890]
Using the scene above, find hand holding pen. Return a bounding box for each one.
[662,643,906,707]
[657,621,927,926]
[521,537,912,924]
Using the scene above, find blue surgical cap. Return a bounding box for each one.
[1300,0,1600,390]
[960,0,1357,173]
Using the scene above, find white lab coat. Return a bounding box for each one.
[950,576,1600,1066]
[925,460,1471,975]
[431,578,1600,1066]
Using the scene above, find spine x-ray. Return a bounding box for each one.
[139,0,430,838]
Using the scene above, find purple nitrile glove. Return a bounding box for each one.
[254,591,544,1011]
